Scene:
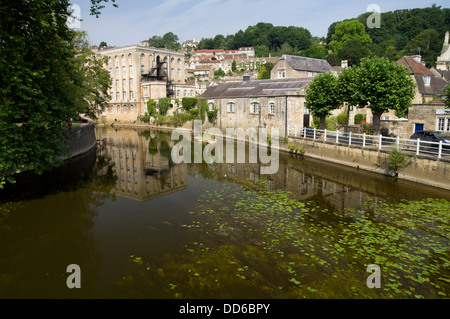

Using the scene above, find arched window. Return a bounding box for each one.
[115,67,119,76]
[115,55,118,65]
[141,65,145,73]
[129,65,133,75]
[116,79,119,90]
[121,54,125,64]
[250,102,259,114]
[108,56,112,65]
[123,91,127,101]
[130,91,134,100]
[122,66,126,76]
[117,105,121,113]
[128,53,133,63]
[111,105,114,112]
[129,78,133,88]
[122,79,126,88]
[123,105,128,113]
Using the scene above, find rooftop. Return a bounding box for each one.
[200,77,312,99]
[280,55,333,73]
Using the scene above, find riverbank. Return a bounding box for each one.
[96,122,450,191]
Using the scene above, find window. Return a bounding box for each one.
[115,56,118,65]
[123,91,127,101]
[122,79,126,88]
[109,68,112,76]
[129,65,133,75]
[116,67,119,76]
[121,54,125,64]
[122,66,126,76]
[437,117,449,131]
[423,75,431,87]
[178,69,181,78]
[111,105,114,113]
[307,72,314,77]
[116,92,120,100]
[170,68,174,77]
[108,56,112,65]
[104,106,108,113]
[117,105,121,113]
[143,86,149,97]
[208,102,215,111]
[250,102,259,114]
[141,65,145,73]
[269,102,275,115]
[130,105,135,113]
[130,91,134,100]
[278,70,286,78]
[177,89,180,97]
[116,79,119,90]
[128,53,133,63]
[129,78,133,88]
[227,102,235,113]
[123,105,127,113]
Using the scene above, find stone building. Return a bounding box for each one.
[436,31,450,71]
[199,75,312,137]
[96,44,195,122]
[271,55,333,79]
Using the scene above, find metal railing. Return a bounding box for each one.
[287,126,450,159]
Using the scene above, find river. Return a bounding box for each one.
[0,127,448,299]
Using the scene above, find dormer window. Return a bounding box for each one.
[423,75,431,87]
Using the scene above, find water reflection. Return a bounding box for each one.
[96,128,187,202]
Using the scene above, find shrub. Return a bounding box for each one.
[189,108,199,117]
[337,113,347,126]
[158,97,171,116]
[139,115,150,123]
[207,107,218,123]
[182,97,197,112]
[147,99,157,117]
[354,113,366,125]
[388,147,411,172]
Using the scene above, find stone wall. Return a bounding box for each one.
[61,121,97,160]
[286,137,450,190]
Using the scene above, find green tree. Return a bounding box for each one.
[231,60,237,73]
[404,29,441,67]
[352,57,416,135]
[147,99,157,117]
[444,85,450,109]
[329,19,372,54]
[182,97,197,111]
[337,38,371,66]
[305,73,342,129]
[158,98,171,116]
[0,0,116,189]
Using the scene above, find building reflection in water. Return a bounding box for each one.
[97,128,187,202]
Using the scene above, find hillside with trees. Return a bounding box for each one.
[182,5,448,67]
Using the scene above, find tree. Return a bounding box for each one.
[445,85,450,109]
[329,19,372,54]
[404,29,441,67]
[231,60,237,73]
[351,57,416,135]
[0,0,116,189]
[147,99,157,117]
[258,65,271,80]
[337,38,371,66]
[158,98,171,116]
[99,41,108,48]
[305,73,342,129]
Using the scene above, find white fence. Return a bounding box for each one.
[287,126,450,159]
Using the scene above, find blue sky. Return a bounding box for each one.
[70,0,449,47]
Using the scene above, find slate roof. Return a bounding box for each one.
[280,55,333,73]
[397,56,447,96]
[200,77,312,99]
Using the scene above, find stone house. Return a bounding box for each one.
[199,75,312,137]
[271,55,333,79]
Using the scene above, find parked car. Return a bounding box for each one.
[409,131,450,154]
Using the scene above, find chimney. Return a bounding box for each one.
[243,71,250,83]
[341,60,348,69]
